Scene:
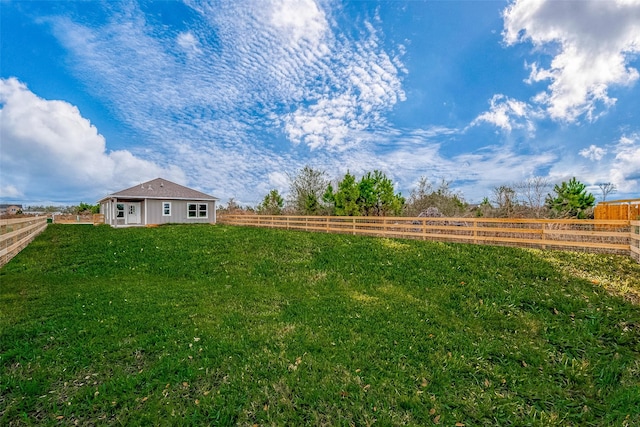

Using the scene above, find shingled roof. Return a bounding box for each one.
[102,178,218,201]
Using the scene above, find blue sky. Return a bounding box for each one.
[1,0,639,207]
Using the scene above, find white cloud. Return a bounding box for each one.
[269,0,329,49]
[37,0,407,204]
[0,77,184,202]
[579,144,607,161]
[282,31,407,149]
[471,94,538,134]
[0,184,23,199]
[176,31,202,57]
[503,0,640,122]
[611,133,640,192]
[267,171,289,190]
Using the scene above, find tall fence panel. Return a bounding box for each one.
[595,199,640,220]
[0,216,48,267]
[219,215,635,260]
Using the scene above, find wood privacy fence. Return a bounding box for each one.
[595,199,640,220]
[0,216,48,267]
[219,215,638,262]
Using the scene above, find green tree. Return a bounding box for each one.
[75,202,100,214]
[357,170,404,216]
[324,171,405,216]
[546,177,596,219]
[257,189,284,215]
[333,172,361,216]
[322,183,336,215]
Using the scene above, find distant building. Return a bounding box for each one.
[0,204,23,215]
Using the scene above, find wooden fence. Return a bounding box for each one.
[632,220,640,263]
[51,214,95,224]
[595,199,640,220]
[0,216,48,267]
[219,215,636,260]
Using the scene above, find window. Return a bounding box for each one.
[187,203,208,218]
[129,205,136,215]
[162,202,171,216]
[116,204,125,218]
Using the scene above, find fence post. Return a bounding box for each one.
[473,219,477,244]
[541,223,546,250]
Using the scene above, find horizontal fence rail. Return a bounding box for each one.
[52,214,95,224]
[0,216,48,267]
[219,215,636,260]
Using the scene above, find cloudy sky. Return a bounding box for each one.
[1,0,639,206]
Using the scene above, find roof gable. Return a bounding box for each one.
[104,178,218,201]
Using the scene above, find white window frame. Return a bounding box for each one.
[187,202,208,219]
[116,203,125,218]
[162,202,171,216]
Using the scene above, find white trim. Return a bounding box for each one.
[126,202,141,224]
[162,201,172,216]
[116,203,125,221]
[187,202,208,219]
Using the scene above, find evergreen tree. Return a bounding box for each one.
[257,189,284,215]
[545,177,595,219]
[322,183,336,216]
[333,172,360,216]
[358,171,404,216]
[324,170,404,216]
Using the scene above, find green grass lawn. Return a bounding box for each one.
[1,224,639,426]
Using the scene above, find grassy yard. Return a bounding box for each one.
[1,224,639,426]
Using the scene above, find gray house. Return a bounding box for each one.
[98,178,218,227]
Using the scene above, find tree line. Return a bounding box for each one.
[219,166,609,219]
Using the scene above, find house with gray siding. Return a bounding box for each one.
[98,178,218,227]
